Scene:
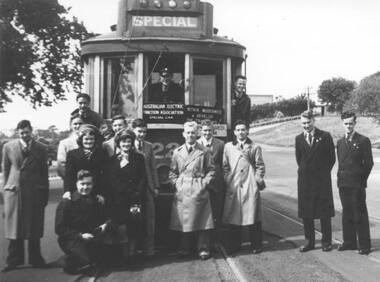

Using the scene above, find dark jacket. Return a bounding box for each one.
[232,93,251,125]
[71,108,104,129]
[64,147,108,196]
[107,151,147,225]
[337,132,373,189]
[55,192,110,244]
[148,82,184,103]
[295,128,336,219]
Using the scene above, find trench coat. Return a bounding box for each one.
[222,139,265,226]
[169,143,215,232]
[2,139,49,239]
[295,128,335,219]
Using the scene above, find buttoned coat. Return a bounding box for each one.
[135,140,160,193]
[2,139,49,239]
[222,139,265,226]
[295,128,335,219]
[337,132,373,189]
[57,134,78,179]
[169,143,215,232]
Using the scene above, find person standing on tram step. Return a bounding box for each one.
[107,129,147,259]
[132,118,160,258]
[296,110,335,253]
[71,93,105,129]
[231,75,251,126]
[148,67,184,103]
[63,124,108,203]
[55,170,112,275]
[103,115,127,157]
[169,121,215,260]
[57,114,84,180]
[197,120,225,250]
[336,111,374,255]
[2,120,49,272]
[222,120,266,254]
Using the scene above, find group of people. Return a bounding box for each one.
[1,85,374,275]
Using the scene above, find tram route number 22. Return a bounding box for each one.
[153,142,180,159]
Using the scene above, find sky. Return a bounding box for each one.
[1,0,380,130]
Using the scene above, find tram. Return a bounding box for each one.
[81,0,246,247]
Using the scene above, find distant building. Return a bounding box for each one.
[248,94,274,105]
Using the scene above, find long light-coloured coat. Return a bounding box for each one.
[57,134,78,179]
[169,143,215,232]
[222,139,265,226]
[2,139,49,239]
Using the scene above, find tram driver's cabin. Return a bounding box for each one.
[81,0,246,186]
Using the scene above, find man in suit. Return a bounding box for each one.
[231,75,251,126]
[295,111,335,252]
[103,115,127,157]
[336,111,374,255]
[132,118,160,258]
[197,120,225,248]
[71,93,105,129]
[2,120,49,272]
[148,67,184,103]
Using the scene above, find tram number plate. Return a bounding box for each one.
[153,142,180,159]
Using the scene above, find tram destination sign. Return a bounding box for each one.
[132,16,198,28]
[143,103,185,123]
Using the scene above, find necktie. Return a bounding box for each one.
[206,143,211,148]
[240,143,244,150]
[138,141,143,151]
[188,146,193,153]
[346,134,351,145]
[308,133,312,146]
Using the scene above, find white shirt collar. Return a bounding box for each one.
[19,139,30,149]
[200,136,213,146]
[304,128,315,137]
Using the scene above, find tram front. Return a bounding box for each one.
[81,0,246,247]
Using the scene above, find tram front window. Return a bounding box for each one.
[192,58,223,108]
[146,54,184,103]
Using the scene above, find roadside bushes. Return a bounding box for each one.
[251,95,314,121]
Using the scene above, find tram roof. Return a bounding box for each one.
[81,32,246,59]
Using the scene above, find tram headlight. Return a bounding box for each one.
[154,0,163,8]
[139,0,148,8]
[168,0,177,8]
[183,0,191,9]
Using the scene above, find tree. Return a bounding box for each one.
[0,0,92,110]
[344,72,380,118]
[317,77,356,113]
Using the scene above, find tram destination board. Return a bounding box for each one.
[143,104,223,124]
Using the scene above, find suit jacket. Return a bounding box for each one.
[57,134,78,179]
[232,93,251,125]
[2,139,49,239]
[295,128,335,219]
[337,132,373,189]
[64,147,108,196]
[197,137,225,192]
[135,140,160,193]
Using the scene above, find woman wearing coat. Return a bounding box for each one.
[169,121,215,260]
[107,129,147,259]
[63,124,108,200]
[222,120,266,254]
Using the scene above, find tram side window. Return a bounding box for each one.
[192,58,223,108]
[103,57,138,119]
[146,54,184,103]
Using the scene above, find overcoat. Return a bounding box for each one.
[135,140,160,193]
[295,128,335,219]
[337,132,373,189]
[57,134,78,179]
[2,139,49,239]
[169,143,215,232]
[222,139,265,226]
[64,147,108,196]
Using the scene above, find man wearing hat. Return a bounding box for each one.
[71,93,105,129]
[149,67,184,103]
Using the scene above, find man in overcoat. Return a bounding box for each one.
[132,118,160,257]
[222,120,266,254]
[197,120,225,248]
[336,111,373,255]
[2,120,49,272]
[169,121,215,260]
[295,111,335,252]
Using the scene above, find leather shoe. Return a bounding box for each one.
[358,249,370,255]
[199,251,211,260]
[337,244,357,251]
[299,245,314,253]
[1,264,19,273]
[322,244,333,252]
